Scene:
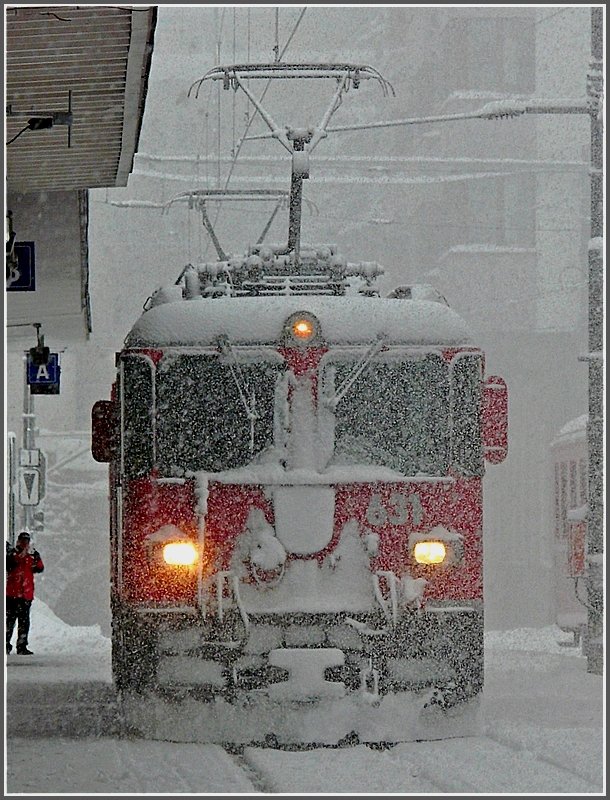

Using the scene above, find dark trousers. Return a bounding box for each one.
[6,597,32,651]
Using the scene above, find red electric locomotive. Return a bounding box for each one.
[92,63,509,745]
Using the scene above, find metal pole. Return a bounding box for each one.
[287,171,304,260]
[585,6,603,676]
[21,354,35,532]
[7,432,17,545]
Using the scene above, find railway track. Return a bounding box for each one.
[7,708,602,794]
[6,658,603,793]
[231,732,602,794]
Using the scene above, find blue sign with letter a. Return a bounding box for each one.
[27,353,60,395]
[6,242,36,291]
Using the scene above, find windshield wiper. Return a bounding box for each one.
[217,335,259,452]
[323,334,386,410]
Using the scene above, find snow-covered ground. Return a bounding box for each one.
[5,600,604,794]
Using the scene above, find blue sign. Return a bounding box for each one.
[6,241,36,291]
[27,353,60,395]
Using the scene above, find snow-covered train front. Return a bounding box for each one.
[92,245,508,745]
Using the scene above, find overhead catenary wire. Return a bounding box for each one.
[243,108,531,143]
[215,6,226,189]
[222,7,307,191]
[245,7,251,131]
[232,7,237,157]
[134,165,587,187]
[202,7,307,257]
[136,151,587,169]
[274,8,280,63]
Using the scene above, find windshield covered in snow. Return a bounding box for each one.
[327,352,482,477]
[121,354,280,476]
[121,350,482,479]
[156,355,279,473]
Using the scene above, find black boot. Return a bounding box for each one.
[16,645,33,655]
[6,643,12,655]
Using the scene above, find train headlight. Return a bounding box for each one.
[284,311,321,346]
[145,524,199,567]
[410,526,463,567]
[162,541,198,566]
[413,540,447,565]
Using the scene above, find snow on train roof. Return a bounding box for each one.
[125,294,474,348]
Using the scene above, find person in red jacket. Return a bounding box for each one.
[6,531,44,655]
